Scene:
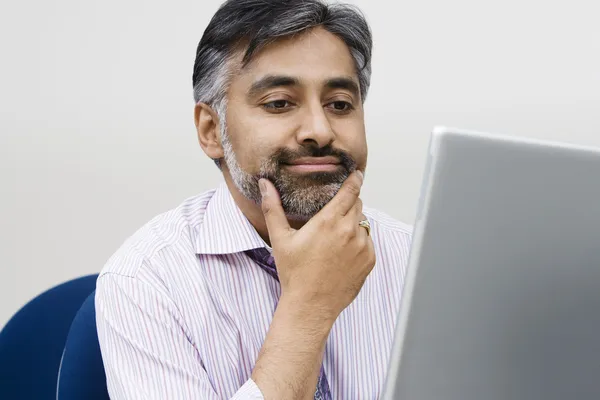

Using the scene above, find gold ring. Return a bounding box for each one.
[358,219,371,236]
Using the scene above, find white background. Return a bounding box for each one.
[1,0,599,327]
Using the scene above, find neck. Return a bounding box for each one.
[221,171,307,246]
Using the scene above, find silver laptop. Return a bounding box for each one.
[382,127,600,400]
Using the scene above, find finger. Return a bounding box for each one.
[323,170,364,217]
[259,178,292,240]
[348,198,370,237]
[342,196,363,223]
[353,198,364,221]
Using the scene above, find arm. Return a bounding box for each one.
[252,295,334,400]
[97,172,372,400]
[95,272,264,400]
[251,171,375,399]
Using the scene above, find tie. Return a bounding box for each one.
[245,248,332,400]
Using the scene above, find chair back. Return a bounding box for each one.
[0,275,98,399]
[57,290,109,400]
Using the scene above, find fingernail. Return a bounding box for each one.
[356,170,364,182]
[259,179,267,195]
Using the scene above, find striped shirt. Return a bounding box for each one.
[95,181,412,399]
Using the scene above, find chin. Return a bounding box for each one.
[279,182,341,219]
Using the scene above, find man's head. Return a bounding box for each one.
[193,0,372,221]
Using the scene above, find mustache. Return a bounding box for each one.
[271,145,356,169]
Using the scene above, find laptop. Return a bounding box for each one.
[382,127,600,400]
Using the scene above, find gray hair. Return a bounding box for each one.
[192,0,373,167]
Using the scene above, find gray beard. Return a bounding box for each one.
[219,121,353,221]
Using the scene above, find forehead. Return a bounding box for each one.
[230,27,358,90]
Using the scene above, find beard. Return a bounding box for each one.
[219,120,358,221]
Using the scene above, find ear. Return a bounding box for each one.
[194,102,224,161]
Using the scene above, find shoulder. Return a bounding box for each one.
[99,189,217,280]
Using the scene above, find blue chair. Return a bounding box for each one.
[57,290,109,399]
[0,274,99,400]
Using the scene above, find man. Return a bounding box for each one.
[95,0,412,398]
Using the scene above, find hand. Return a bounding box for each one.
[259,171,376,321]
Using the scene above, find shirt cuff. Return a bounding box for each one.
[232,378,265,399]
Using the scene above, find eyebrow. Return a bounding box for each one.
[247,75,300,99]
[325,77,360,100]
[246,75,361,100]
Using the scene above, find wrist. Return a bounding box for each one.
[277,293,338,333]
[252,294,335,399]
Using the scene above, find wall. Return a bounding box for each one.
[1,0,599,327]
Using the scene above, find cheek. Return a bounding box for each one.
[334,121,367,163]
[235,130,289,170]
[354,141,368,169]
[232,141,261,171]
[230,135,277,172]
[224,115,259,170]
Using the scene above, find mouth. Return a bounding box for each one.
[283,157,342,173]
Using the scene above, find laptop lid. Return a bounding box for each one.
[382,127,600,400]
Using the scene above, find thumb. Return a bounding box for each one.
[259,179,292,240]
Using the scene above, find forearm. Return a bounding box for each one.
[251,294,335,400]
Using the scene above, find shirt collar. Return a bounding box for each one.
[195,182,270,255]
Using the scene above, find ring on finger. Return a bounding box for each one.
[358,219,371,236]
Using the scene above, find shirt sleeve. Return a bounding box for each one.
[95,270,264,400]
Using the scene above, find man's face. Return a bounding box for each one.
[221,27,368,220]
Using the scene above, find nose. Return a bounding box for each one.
[295,103,335,148]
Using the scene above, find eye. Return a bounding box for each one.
[262,100,294,112]
[326,101,354,113]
